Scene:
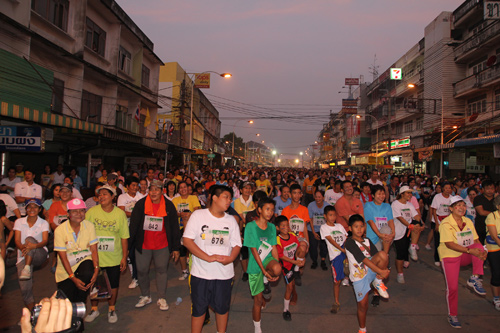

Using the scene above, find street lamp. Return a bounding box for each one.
[188,71,231,173]
[356,114,379,169]
[300,152,303,168]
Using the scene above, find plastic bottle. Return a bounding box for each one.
[175,297,182,305]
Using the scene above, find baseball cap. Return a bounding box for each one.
[450,195,465,206]
[97,184,117,196]
[399,186,412,194]
[67,198,87,210]
[60,183,73,192]
[107,172,118,180]
[25,198,42,206]
[345,172,352,176]
[149,179,164,189]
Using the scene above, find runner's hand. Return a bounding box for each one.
[120,257,127,272]
[171,251,180,263]
[71,276,87,291]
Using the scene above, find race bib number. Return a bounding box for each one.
[283,242,297,259]
[205,229,230,247]
[258,241,272,262]
[97,236,115,252]
[330,230,345,246]
[143,216,163,232]
[457,229,474,247]
[307,185,312,192]
[401,209,411,221]
[67,248,91,267]
[177,202,190,212]
[375,217,388,230]
[441,204,450,215]
[313,215,325,226]
[290,218,304,234]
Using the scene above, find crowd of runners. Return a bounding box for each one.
[0,163,499,332]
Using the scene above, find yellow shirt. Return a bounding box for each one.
[233,197,255,220]
[255,179,271,194]
[54,220,98,283]
[172,195,201,229]
[438,215,478,260]
[486,211,500,252]
[303,177,317,194]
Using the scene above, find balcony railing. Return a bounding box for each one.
[454,64,500,95]
[454,20,500,60]
[453,0,480,23]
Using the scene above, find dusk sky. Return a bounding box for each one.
[119,0,460,156]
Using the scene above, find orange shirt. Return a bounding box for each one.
[48,201,68,229]
[335,196,364,232]
[282,204,310,238]
[303,177,317,195]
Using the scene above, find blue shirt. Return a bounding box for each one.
[307,201,329,232]
[364,201,394,245]
[274,196,291,215]
[460,188,468,199]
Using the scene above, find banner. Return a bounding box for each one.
[194,73,210,89]
[0,126,44,152]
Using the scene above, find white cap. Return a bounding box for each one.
[450,195,465,206]
[399,186,412,194]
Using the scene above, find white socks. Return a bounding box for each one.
[284,298,290,312]
[253,320,262,333]
[263,276,268,284]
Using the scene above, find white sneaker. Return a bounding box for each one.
[425,244,432,251]
[157,298,169,311]
[409,246,418,261]
[85,309,100,322]
[19,266,31,280]
[128,278,139,289]
[434,261,441,267]
[135,296,152,308]
[403,261,410,268]
[397,273,405,284]
[342,277,350,286]
[494,298,500,311]
[108,310,118,324]
[372,278,389,299]
[178,271,189,281]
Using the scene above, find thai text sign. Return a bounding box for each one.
[0,126,44,152]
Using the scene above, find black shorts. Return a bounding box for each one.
[190,275,233,317]
[394,235,410,261]
[240,246,249,260]
[281,265,295,284]
[411,220,423,226]
[101,265,121,289]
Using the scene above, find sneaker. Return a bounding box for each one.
[434,261,441,267]
[263,282,271,295]
[242,272,249,282]
[397,273,405,284]
[135,296,152,308]
[493,298,500,311]
[283,310,292,321]
[371,295,380,307]
[294,271,302,286]
[342,277,350,286]
[447,315,462,329]
[19,266,31,280]
[320,261,327,271]
[467,276,486,296]
[310,261,318,269]
[425,244,432,251]
[330,302,340,314]
[415,244,420,251]
[108,310,118,324]
[409,246,418,261]
[128,278,139,289]
[403,261,410,268]
[372,279,389,299]
[179,271,189,281]
[157,298,169,311]
[85,309,100,322]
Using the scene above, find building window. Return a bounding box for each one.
[416,117,424,130]
[495,89,500,110]
[51,78,64,114]
[32,0,69,31]
[469,57,487,75]
[81,90,102,123]
[141,65,150,87]
[85,18,106,57]
[467,94,487,116]
[404,120,413,133]
[396,124,403,135]
[118,47,131,75]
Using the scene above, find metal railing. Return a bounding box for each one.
[454,20,500,60]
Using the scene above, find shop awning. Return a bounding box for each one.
[454,134,500,147]
[194,149,209,155]
[431,142,455,150]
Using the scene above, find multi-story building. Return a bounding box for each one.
[158,62,222,168]
[0,0,164,178]
[246,141,272,167]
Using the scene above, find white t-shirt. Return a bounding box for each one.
[0,177,20,198]
[320,223,347,260]
[324,189,343,206]
[117,192,144,220]
[183,209,242,280]
[72,188,83,200]
[0,193,19,218]
[14,181,43,215]
[52,172,65,185]
[391,200,418,241]
[430,193,451,222]
[367,179,384,186]
[13,216,50,264]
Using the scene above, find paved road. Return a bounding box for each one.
[1,231,498,332]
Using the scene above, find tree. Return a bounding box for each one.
[222,132,245,157]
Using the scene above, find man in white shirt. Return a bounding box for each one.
[52,164,65,185]
[0,167,21,198]
[325,180,343,206]
[0,193,21,220]
[367,170,384,186]
[14,169,42,216]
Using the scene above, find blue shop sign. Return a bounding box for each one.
[0,126,44,152]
